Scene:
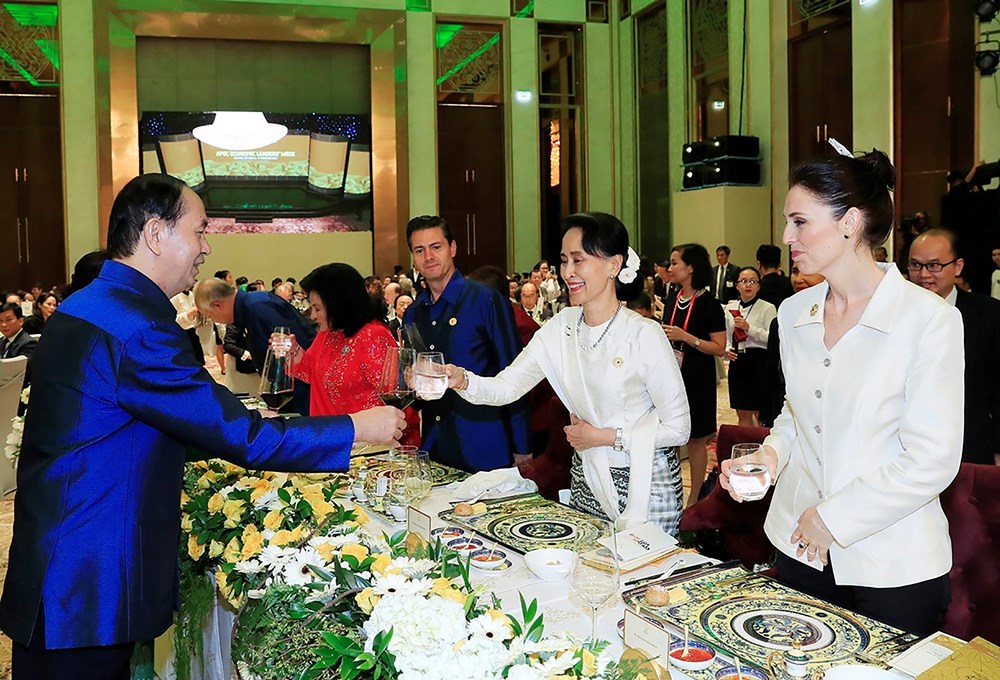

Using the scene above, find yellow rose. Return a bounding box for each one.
[208,540,224,559]
[263,509,283,531]
[436,585,468,606]
[311,500,337,519]
[223,536,242,563]
[250,478,273,504]
[314,542,336,563]
[355,587,380,614]
[180,490,190,506]
[288,526,304,543]
[226,462,244,475]
[187,535,206,561]
[196,470,217,488]
[370,553,392,576]
[351,506,370,526]
[222,498,245,524]
[180,514,193,532]
[580,649,597,676]
[341,543,369,563]
[241,531,264,560]
[207,493,225,514]
[215,568,240,608]
[193,460,210,470]
[271,529,293,547]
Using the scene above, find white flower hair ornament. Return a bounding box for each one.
[617,247,641,284]
[828,137,853,158]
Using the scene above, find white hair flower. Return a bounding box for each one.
[617,246,640,284]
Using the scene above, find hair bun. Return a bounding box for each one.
[859,148,895,192]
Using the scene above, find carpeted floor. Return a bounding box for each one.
[0,362,737,678]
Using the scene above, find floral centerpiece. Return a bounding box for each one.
[3,386,28,465]
[179,460,644,680]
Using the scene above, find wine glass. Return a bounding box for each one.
[414,351,448,400]
[259,326,294,411]
[572,519,620,640]
[399,449,433,504]
[378,346,416,410]
[729,443,773,501]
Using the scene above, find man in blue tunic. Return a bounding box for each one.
[0,174,404,679]
[402,215,530,471]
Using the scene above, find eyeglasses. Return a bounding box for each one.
[737,279,760,285]
[907,259,957,273]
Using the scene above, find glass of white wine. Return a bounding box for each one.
[571,519,619,640]
[729,443,773,501]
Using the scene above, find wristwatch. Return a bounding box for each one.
[613,427,624,452]
[694,338,702,348]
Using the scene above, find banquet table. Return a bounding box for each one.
[154,469,912,680]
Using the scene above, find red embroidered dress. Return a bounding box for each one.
[294,320,419,446]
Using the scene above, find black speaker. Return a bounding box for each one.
[703,158,761,186]
[682,141,709,165]
[704,135,760,160]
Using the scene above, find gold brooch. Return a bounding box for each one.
[612,357,624,368]
[449,317,457,326]
[809,304,819,317]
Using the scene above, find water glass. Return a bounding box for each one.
[414,351,448,400]
[571,519,619,640]
[729,443,773,501]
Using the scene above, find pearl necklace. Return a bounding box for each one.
[577,303,622,351]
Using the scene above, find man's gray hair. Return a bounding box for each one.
[194,278,236,311]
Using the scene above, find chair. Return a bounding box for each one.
[940,462,1000,642]
[517,396,573,500]
[680,424,773,570]
[0,357,28,495]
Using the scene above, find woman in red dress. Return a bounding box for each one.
[296,263,420,446]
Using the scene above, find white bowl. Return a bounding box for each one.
[524,549,577,582]
[667,640,716,671]
[388,504,407,522]
[470,548,508,570]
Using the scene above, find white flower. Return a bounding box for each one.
[371,574,432,597]
[364,594,468,674]
[254,488,279,510]
[19,386,29,405]
[389,556,436,579]
[468,612,512,643]
[256,544,295,570]
[233,559,265,575]
[617,246,640,284]
[247,588,266,599]
[281,547,327,586]
[505,666,544,680]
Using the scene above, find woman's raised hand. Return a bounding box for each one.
[443,364,466,390]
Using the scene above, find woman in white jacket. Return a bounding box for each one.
[723,266,777,427]
[445,213,691,535]
[721,148,963,635]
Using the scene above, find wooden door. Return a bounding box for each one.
[436,104,507,274]
[0,95,64,292]
[19,96,65,288]
[0,98,27,291]
[788,21,852,169]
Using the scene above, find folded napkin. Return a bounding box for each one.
[450,468,538,501]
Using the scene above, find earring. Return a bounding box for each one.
[844,234,850,239]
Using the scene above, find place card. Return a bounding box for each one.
[890,632,964,677]
[623,608,669,665]
[407,506,431,541]
[596,523,678,567]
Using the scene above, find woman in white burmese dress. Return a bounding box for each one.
[445,213,691,535]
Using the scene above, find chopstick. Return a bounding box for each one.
[624,563,712,587]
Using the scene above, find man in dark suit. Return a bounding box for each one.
[711,245,739,303]
[0,174,405,680]
[195,277,318,415]
[756,244,794,309]
[910,229,1000,465]
[0,303,37,406]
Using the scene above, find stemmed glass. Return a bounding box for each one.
[414,351,448,400]
[378,346,416,410]
[259,326,294,411]
[729,443,773,501]
[572,519,620,640]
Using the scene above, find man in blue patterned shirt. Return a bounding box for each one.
[403,216,530,472]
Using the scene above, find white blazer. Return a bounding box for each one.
[724,298,777,351]
[764,264,964,587]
